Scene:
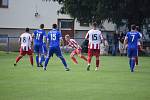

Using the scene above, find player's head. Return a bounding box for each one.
[65,34,70,41]
[92,22,97,29]
[136,26,140,32]
[131,24,136,31]
[25,28,30,32]
[40,24,44,29]
[52,23,57,29]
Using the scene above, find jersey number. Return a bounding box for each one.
[51,34,56,40]
[92,34,98,40]
[23,37,26,43]
[131,35,135,42]
[36,33,41,40]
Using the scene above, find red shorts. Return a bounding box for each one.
[138,45,142,52]
[19,48,33,56]
[88,49,100,57]
[71,48,82,56]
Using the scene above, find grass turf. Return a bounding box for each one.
[0,51,150,100]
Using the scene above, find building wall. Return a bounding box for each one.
[0,0,115,31]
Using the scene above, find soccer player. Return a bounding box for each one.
[44,24,69,71]
[65,34,87,64]
[135,26,143,66]
[85,22,104,71]
[124,24,142,72]
[14,28,33,66]
[33,24,46,67]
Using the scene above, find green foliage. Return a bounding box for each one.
[0,52,150,100]
[52,0,150,28]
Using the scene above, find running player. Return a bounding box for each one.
[33,24,46,67]
[14,28,33,66]
[44,24,69,71]
[124,24,142,72]
[65,34,87,64]
[85,22,104,71]
[135,26,143,66]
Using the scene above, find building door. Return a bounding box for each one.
[58,19,74,43]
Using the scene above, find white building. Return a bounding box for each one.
[0,0,115,51]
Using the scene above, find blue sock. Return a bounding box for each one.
[44,57,50,68]
[40,55,45,65]
[131,59,135,72]
[59,56,67,68]
[129,59,132,70]
[36,55,39,67]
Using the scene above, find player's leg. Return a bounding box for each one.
[87,49,92,71]
[56,47,69,71]
[34,45,40,67]
[44,48,53,70]
[77,49,87,62]
[95,49,100,71]
[27,49,33,66]
[40,45,47,66]
[70,50,78,64]
[14,48,25,66]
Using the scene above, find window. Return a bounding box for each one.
[59,19,74,29]
[80,20,89,27]
[0,0,8,8]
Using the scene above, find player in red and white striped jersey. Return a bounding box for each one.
[65,35,87,64]
[14,28,33,66]
[85,22,104,71]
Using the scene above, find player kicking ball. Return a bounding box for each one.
[65,34,87,64]
[14,28,33,66]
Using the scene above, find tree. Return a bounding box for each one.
[49,0,150,29]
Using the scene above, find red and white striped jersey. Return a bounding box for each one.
[67,39,81,49]
[85,29,103,49]
[20,32,32,51]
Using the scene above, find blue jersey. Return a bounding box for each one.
[126,31,141,49]
[47,29,62,47]
[34,29,46,45]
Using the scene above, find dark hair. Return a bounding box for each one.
[93,22,97,27]
[40,24,44,29]
[136,26,140,31]
[25,28,30,32]
[131,24,136,30]
[52,23,57,29]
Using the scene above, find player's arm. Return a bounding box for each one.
[123,34,128,49]
[18,36,21,45]
[85,32,89,40]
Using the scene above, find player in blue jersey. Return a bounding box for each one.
[33,24,46,67]
[44,24,69,71]
[124,24,142,72]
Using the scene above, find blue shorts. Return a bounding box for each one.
[42,44,47,54]
[127,48,138,58]
[34,44,42,54]
[47,46,63,58]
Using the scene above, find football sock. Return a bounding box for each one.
[36,55,39,67]
[16,56,22,63]
[131,59,135,72]
[59,56,67,68]
[135,57,138,65]
[40,55,45,64]
[80,55,87,61]
[30,56,33,66]
[87,56,92,64]
[96,60,99,67]
[44,57,50,68]
[129,58,132,71]
[71,57,78,64]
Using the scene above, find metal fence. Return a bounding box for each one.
[0,37,150,56]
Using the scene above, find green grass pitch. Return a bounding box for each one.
[0,51,150,100]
